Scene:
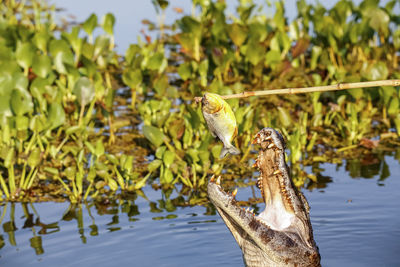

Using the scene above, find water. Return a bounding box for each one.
[1,155,399,267]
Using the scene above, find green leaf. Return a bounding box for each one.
[163,150,175,168]
[246,41,264,65]
[33,30,51,53]
[147,52,165,71]
[95,139,105,157]
[28,148,41,168]
[143,125,165,147]
[73,77,95,107]
[161,168,173,184]
[178,62,192,80]
[93,35,110,59]
[101,13,116,35]
[122,68,142,88]
[15,115,29,131]
[148,159,162,172]
[83,13,98,36]
[277,107,292,128]
[388,98,399,116]
[10,89,33,116]
[16,43,35,71]
[361,62,388,81]
[228,23,247,46]
[13,72,29,91]
[108,178,119,191]
[47,103,66,130]
[363,7,390,36]
[265,50,281,67]
[32,54,52,78]
[155,146,167,159]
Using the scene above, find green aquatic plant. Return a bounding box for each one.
[0,0,399,202]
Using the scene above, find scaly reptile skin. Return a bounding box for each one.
[208,128,320,267]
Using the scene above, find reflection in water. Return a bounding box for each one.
[0,154,399,266]
[0,203,60,256]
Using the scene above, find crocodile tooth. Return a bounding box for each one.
[267,143,275,149]
[250,209,254,214]
[216,176,221,185]
[210,175,215,182]
[232,188,238,198]
[265,135,272,141]
[273,169,282,175]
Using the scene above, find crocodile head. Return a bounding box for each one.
[208,128,320,267]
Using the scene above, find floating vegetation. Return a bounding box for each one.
[0,0,399,203]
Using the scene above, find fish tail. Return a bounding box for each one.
[220,144,241,159]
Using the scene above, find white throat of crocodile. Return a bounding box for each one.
[254,138,296,231]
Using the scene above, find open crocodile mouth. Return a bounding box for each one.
[208,127,296,231]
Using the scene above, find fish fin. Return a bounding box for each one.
[219,145,241,159]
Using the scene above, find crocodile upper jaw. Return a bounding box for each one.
[208,128,320,267]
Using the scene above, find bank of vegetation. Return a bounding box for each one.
[0,0,399,203]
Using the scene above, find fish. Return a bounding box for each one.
[201,93,240,158]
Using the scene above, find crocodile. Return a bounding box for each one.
[208,127,321,267]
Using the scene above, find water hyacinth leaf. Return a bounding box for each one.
[28,148,41,168]
[152,0,169,12]
[108,178,118,191]
[277,107,292,128]
[161,168,173,184]
[122,68,142,88]
[63,26,83,59]
[102,13,116,35]
[85,141,96,155]
[186,105,201,129]
[125,44,141,66]
[153,74,168,95]
[246,41,264,65]
[49,39,75,65]
[47,102,65,130]
[363,7,390,36]
[106,154,118,165]
[163,150,175,168]
[32,54,52,78]
[16,42,35,71]
[93,35,110,59]
[147,52,165,71]
[388,98,399,116]
[15,115,29,131]
[64,166,76,180]
[29,115,46,132]
[347,88,364,100]
[4,148,15,168]
[10,89,33,116]
[361,61,388,81]
[155,146,167,159]
[265,50,281,67]
[73,77,95,107]
[178,62,192,80]
[228,23,247,46]
[83,13,98,37]
[124,155,134,173]
[143,125,165,147]
[95,139,105,157]
[13,72,29,91]
[33,30,51,53]
[148,159,162,172]
[198,59,208,87]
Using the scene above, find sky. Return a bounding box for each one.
[50,0,392,53]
